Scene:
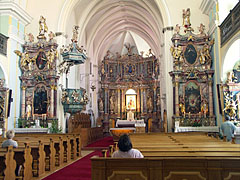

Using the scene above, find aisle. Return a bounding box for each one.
[42,136,114,180]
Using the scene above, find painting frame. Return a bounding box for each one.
[126,94,137,110]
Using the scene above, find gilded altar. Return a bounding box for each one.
[170,9,215,127]
[15,16,59,128]
[98,46,161,133]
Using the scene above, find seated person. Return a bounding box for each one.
[1,130,21,176]
[2,130,18,148]
[112,134,143,158]
[221,115,236,142]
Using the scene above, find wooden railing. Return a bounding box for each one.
[220,1,240,46]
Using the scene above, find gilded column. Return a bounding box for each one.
[122,89,125,113]
[21,86,26,118]
[175,75,179,117]
[140,88,144,113]
[117,89,120,114]
[208,78,213,116]
[137,88,140,113]
[50,85,55,118]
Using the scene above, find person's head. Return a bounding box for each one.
[6,130,15,139]
[225,115,231,121]
[118,134,132,152]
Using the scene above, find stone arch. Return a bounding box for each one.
[221,36,240,82]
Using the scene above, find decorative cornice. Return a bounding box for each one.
[199,0,216,15]
[0,1,32,26]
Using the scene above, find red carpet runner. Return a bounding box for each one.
[42,136,114,180]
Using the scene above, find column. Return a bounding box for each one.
[141,88,144,113]
[117,89,120,115]
[50,85,55,118]
[104,89,109,113]
[122,89,125,113]
[137,88,141,113]
[21,86,26,118]
[208,78,213,116]
[153,87,157,112]
[175,77,180,117]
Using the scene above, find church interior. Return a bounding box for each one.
[0,0,240,179]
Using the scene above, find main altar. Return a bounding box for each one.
[98,45,161,134]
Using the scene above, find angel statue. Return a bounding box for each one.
[14,50,35,71]
[223,98,237,118]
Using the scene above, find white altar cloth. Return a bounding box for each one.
[116,120,145,128]
[13,128,48,134]
[175,126,219,133]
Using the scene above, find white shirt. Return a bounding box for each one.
[112,148,144,158]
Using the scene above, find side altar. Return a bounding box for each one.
[169,9,216,129]
[15,16,59,128]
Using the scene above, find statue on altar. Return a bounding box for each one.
[127,110,135,121]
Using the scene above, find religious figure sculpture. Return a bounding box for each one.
[198,23,206,36]
[27,33,34,43]
[72,90,79,102]
[201,99,208,118]
[14,50,35,71]
[109,95,115,113]
[223,99,237,118]
[174,24,181,34]
[170,45,184,65]
[147,95,153,112]
[26,103,32,120]
[156,94,161,111]
[182,8,193,32]
[38,16,48,39]
[46,47,57,69]
[71,25,79,42]
[98,98,104,112]
[48,31,56,42]
[199,44,211,65]
[179,96,185,117]
[82,90,89,104]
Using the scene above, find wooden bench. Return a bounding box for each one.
[91,157,240,180]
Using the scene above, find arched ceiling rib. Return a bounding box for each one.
[71,0,164,64]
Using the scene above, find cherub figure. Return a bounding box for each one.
[174,24,181,34]
[198,23,206,36]
[27,33,34,43]
[72,90,79,102]
[48,31,55,41]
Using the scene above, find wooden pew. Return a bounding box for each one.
[91,157,240,180]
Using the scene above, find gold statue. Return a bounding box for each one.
[199,44,211,65]
[14,50,35,70]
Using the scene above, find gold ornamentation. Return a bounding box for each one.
[14,50,35,71]
[38,16,48,39]
[72,90,80,102]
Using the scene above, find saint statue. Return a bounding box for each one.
[38,16,48,38]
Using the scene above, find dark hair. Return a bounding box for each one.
[225,115,231,121]
[118,134,132,152]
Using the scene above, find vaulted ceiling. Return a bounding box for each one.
[71,0,164,63]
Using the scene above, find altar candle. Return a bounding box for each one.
[33,114,35,120]
[189,112,191,118]
[199,112,201,118]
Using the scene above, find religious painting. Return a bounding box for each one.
[126,95,136,110]
[33,85,48,114]
[184,44,197,65]
[184,81,201,113]
[36,50,47,70]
